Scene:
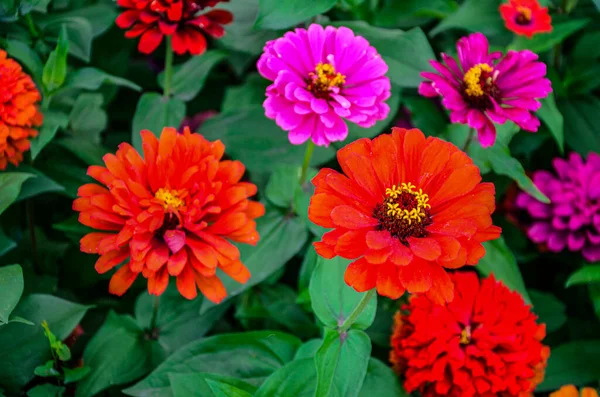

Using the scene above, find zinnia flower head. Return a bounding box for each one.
[550,385,599,397]
[390,272,550,397]
[308,128,501,303]
[0,49,43,170]
[419,32,552,148]
[116,0,233,55]
[516,152,600,262]
[500,0,552,38]
[257,24,391,147]
[73,127,264,303]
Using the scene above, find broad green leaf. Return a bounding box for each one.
[403,96,447,136]
[26,384,65,397]
[0,172,35,216]
[200,208,308,314]
[430,0,504,37]
[5,39,43,79]
[63,366,90,384]
[255,0,336,29]
[571,31,600,63]
[158,50,228,101]
[55,137,106,166]
[510,19,589,54]
[36,4,117,37]
[169,373,256,397]
[374,0,457,28]
[566,265,600,287]
[15,165,65,201]
[42,24,68,92]
[222,73,269,112]
[294,339,322,360]
[315,329,371,397]
[75,311,158,397]
[559,96,600,156]
[528,289,566,333]
[477,237,531,304]
[30,111,69,159]
[332,23,434,88]
[358,358,408,397]
[135,285,229,354]
[0,294,90,393]
[0,265,24,324]
[69,93,107,141]
[66,67,141,91]
[310,256,377,330]
[266,165,302,208]
[0,228,16,258]
[201,106,335,173]
[254,359,319,397]
[124,331,302,396]
[131,93,186,151]
[537,93,564,153]
[365,298,397,347]
[537,340,600,391]
[41,17,94,62]
[564,63,600,96]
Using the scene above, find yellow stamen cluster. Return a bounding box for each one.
[516,6,532,21]
[385,182,431,225]
[460,326,472,345]
[155,188,185,211]
[311,63,346,90]
[464,63,493,97]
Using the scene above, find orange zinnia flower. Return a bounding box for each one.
[73,127,264,303]
[308,128,501,303]
[551,386,599,397]
[0,49,43,170]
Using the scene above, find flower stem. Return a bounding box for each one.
[462,128,475,152]
[24,14,39,38]
[149,295,160,333]
[299,140,315,186]
[338,289,376,333]
[163,36,174,98]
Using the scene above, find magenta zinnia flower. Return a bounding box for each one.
[419,32,551,147]
[257,24,391,147]
[516,152,600,262]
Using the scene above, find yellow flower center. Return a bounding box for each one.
[384,183,431,225]
[308,62,346,97]
[460,325,472,345]
[463,63,493,97]
[155,188,185,211]
[516,6,532,23]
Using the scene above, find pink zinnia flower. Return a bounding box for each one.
[257,24,391,147]
[419,32,552,147]
[516,152,600,262]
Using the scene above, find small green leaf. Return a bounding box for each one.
[255,0,336,29]
[41,320,71,361]
[537,93,564,153]
[537,340,600,391]
[30,111,69,160]
[0,172,36,216]
[5,39,43,80]
[63,366,91,384]
[266,165,302,208]
[566,265,600,288]
[34,361,60,378]
[69,93,107,141]
[0,265,24,324]
[26,384,65,397]
[131,93,186,152]
[430,0,504,37]
[40,17,94,62]
[510,19,589,54]
[15,165,65,202]
[528,289,566,333]
[42,24,69,92]
[310,256,377,330]
[0,228,16,258]
[169,373,256,397]
[66,67,141,91]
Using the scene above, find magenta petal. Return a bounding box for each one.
[164,230,186,254]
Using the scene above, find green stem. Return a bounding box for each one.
[299,141,315,186]
[26,200,39,273]
[163,36,174,98]
[338,289,376,333]
[462,128,475,152]
[24,14,39,38]
[149,295,160,332]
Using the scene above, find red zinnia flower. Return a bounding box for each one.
[390,272,550,397]
[116,0,233,55]
[500,0,552,38]
[73,127,264,303]
[308,128,501,303]
[0,50,43,170]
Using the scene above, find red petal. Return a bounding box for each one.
[344,258,377,292]
[408,237,441,261]
[331,205,379,229]
[108,265,138,296]
[80,232,114,254]
[146,242,169,271]
[195,274,227,303]
[376,265,405,299]
[398,258,432,293]
[116,10,140,29]
[95,249,129,274]
[148,267,169,296]
[138,27,163,54]
[167,249,187,276]
[176,265,197,299]
[335,230,368,259]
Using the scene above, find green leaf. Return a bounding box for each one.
[266,165,302,208]
[201,106,335,173]
[537,92,564,153]
[63,366,91,384]
[158,50,227,101]
[222,73,269,112]
[0,294,90,393]
[0,228,16,258]
[15,165,65,201]
[5,39,43,79]
[69,93,107,141]
[310,256,377,330]
[537,340,600,391]
[131,93,186,152]
[75,311,158,397]
[333,23,434,88]
[134,285,229,355]
[373,0,457,28]
[41,17,94,62]
[294,339,322,360]
[55,137,106,166]
[403,96,447,136]
[42,24,68,92]
[30,111,69,160]
[36,4,117,37]
[0,172,35,216]
[255,0,336,29]
[559,96,600,156]
[315,328,371,397]
[169,373,257,397]
[254,359,319,397]
[358,358,408,397]
[0,265,24,324]
[571,31,600,63]
[34,360,60,378]
[26,384,65,397]
[200,208,308,314]
[430,0,504,37]
[66,67,141,91]
[477,237,531,304]
[510,19,589,54]
[41,320,71,361]
[566,265,600,287]
[528,290,566,333]
[124,331,302,396]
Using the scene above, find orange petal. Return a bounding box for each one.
[432,235,461,263]
[331,205,379,229]
[176,265,197,300]
[220,259,251,284]
[424,263,454,304]
[206,212,248,235]
[428,165,482,207]
[148,267,169,296]
[196,231,240,260]
[344,257,377,292]
[550,386,579,397]
[108,265,138,296]
[401,129,427,183]
[335,230,368,259]
[195,274,227,304]
[95,249,129,274]
[146,242,170,271]
[308,193,345,228]
[339,153,381,197]
[376,265,405,299]
[81,232,114,254]
[314,241,336,259]
[408,237,441,261]
[186,237,219,268]
[398,258,432,293]
[371,133,398,189]
[167,249,188,276]
[158,127,178,159]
